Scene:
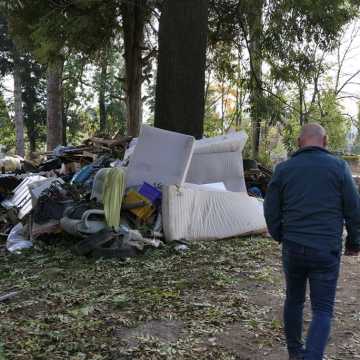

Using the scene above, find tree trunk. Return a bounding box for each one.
[13,50,25,157]
[221,80,225,134]
[121,0,145,137]
[62,91,67,145]
[235,45,243,129]
[28,133,36,154]
[155,0,209,139]
[248,0,264,159]
[46,57,64,151]
[99,56,107,133]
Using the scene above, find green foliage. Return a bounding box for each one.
[105,101,127,136]
[65,101,126,145]
[264,0,360,82]
[0,93,15,150]
[351,102,360,154]
[0,15,47,153]
[283,90,350,153]
[208,0,359,158]
[21,56,47,152]
[95,45,127,136]
[282,117,302,153]
[6,1,118,64]
[0,0,357,156]
[0,341,6,360]
[62,54,93,144]
[204,41,249,137]
[0,15,13,76]
[311,91,350,151]
[66,108,98,144]
[203,109,224,138]
[62,44,127,144]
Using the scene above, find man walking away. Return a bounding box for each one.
[264,123,360,360]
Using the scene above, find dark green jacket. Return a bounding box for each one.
[264,146,360,252]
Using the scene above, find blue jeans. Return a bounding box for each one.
[282,241,340,360]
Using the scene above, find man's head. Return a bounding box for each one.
[298,123,327,149]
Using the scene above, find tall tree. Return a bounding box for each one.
[5,0,117,149]
[208,0,360,157]
[12,48,25,156]
[247,0,264,159]
[21,57,47,154]
[155,0,209,139]
[99,53,107,133]
[121,0,147,137]
[0,93,16,149]
[0,16,25,156]
[46,57,64,150]
[5,1,65,150]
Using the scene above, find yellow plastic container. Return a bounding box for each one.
[124,191,156,221]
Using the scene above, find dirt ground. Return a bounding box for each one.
[0,236,359,360]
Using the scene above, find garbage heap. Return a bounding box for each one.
[1,126,268,259]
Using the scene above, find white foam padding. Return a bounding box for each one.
[162,184,267,241]
[126,125,195,188]
[186,131,248,192]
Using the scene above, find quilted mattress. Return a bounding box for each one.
[162,184,267,241]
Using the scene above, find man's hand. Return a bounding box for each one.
[344,249,360,256]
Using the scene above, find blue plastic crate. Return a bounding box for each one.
[138,182,162,205]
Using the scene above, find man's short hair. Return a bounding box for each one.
[299,123,326,141]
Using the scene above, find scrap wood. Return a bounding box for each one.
[92,143,114,152]
[22,159,39,172]
[59,154,94,164]
[113,131,133,141]
[82,151,97,161]
[42,145,93,157]
[0,291,18,302]
[244,169,261,176]
[258,164,272,177]
[90,136,132,148]
[40,136,132,164]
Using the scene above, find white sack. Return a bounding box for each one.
[7,223,32,253]
[0,156,22,173]
[162,184,267,241]
[186,131,248,192]
[126,125,195,188]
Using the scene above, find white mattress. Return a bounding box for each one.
[194,132,247,153]
[186,131,248,192]
[125,125,195,188]
[162,184,267,241]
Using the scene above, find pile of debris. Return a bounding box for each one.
[1,126,268,259]
[243,159,272,198]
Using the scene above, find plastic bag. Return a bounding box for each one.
[6,223,32,253]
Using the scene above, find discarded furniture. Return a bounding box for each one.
[162,184,267,241]
[186,131,248,192]
[125,125,195,188]
[1,175,47,220]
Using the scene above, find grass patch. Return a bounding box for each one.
[0,236,282,359]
